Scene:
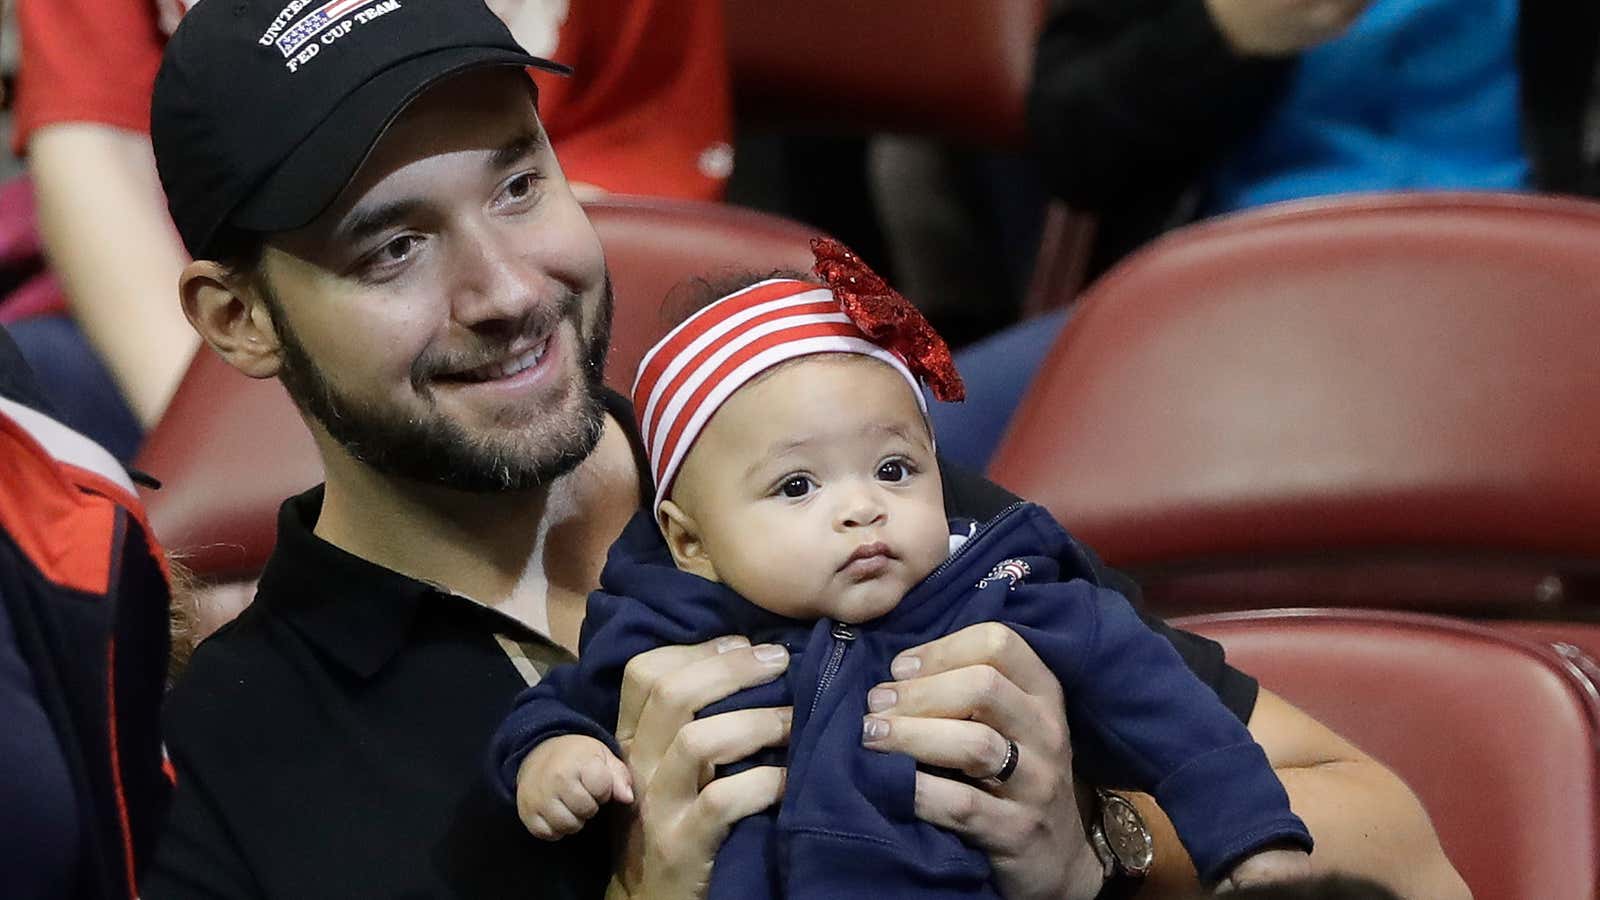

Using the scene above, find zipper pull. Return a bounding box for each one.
[831,622,857,641]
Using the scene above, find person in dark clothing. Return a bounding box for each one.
[925,0,1600,474]
[0,325,173,899]
[1028,0,1600,276]
[141,0,1465,896]
[141,1,1160,895]
[493,271,1313,896]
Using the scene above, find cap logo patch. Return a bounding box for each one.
[261,0,404,72]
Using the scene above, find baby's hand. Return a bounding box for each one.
[1218,848,1313,892]
[514,734,634,841]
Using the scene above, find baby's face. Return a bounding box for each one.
[664,355,950,624]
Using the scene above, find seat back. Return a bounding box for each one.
[723,1,1100,313]
[138,352,312,580]
[595,197,820,397]
[725,0,1044,148]
[136,197,821,580]
[1176,609,1600,900]
[1496,621,1600,686]
[988,193,1600,616]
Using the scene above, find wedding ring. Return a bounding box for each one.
[988,738,1019,785]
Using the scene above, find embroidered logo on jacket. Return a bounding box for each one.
[977,559,1030,590]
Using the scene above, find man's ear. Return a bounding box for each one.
[178,260,284,379]
[657,500,719,582]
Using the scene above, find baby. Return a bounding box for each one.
[489,240,1313,898]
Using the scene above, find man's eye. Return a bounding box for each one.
[877,459,910,482]
[779,476,814,498]
[380,235,421,263]
[502,173,538,203]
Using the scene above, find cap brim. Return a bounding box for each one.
[230,47,568,236]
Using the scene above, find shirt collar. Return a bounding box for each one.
[259,486,539,678]
[258,389,651,679]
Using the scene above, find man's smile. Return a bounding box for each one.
[444,334,552,383]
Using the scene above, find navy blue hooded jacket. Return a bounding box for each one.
[491,502,1311,894]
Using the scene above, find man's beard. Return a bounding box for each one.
[270,276,614,493]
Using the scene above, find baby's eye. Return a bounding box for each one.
[876,459,911,482]
[779,476,815,499]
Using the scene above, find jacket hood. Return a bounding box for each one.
[598,510,813,645]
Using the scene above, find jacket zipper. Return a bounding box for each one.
[804,503,1028,720]
[808,621,857,719]
[922,501,1028,586]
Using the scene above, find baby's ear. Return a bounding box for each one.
[657,501,719,582]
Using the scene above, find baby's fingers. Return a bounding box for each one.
[573,747,634,807]
[537,798,584,838]
[524,812,557,841]
[607,750,635,804]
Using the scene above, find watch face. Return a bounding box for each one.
[1103,794,1155,874]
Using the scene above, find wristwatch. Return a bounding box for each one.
[1089,790,1153,900]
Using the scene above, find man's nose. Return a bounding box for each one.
[450,222,543,328]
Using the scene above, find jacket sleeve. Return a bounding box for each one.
[1002,576,1312,883]
[1027,0,1296,210]
[486,590,645,802]
[488,661,624,803]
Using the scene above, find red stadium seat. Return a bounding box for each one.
[722,1,1098,314]
[725,0,1044,148]
[136,197,821,580]
[988,193,1600,618]
[1176,608,1600,900]
[592,197,820,398]
[140,351,313,580]
[1497,621,1600,685]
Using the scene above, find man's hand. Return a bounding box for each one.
[515,734,634,840]
[607,636,792,900]
[860,622,1105,900]
[1203,0,1373,57]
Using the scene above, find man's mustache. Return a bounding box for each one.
[408,288,584,389]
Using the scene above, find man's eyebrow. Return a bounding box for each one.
[332,130,548,245]
[489,128,548,172]
[336,198,425,246]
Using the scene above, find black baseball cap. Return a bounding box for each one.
[151,0,570,259]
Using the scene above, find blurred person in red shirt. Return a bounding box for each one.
[10,0,732,455]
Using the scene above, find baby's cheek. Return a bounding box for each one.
[909,526,955,581]
[725,546,824,616]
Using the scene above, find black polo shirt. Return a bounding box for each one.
[144,391,1255,899]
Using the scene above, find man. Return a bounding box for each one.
[144,0,1468,897]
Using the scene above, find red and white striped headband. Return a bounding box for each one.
[632,278,928,511]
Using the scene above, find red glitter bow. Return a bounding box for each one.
[809,237,966,402]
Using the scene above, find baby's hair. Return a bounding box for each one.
[658,269,820,334]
